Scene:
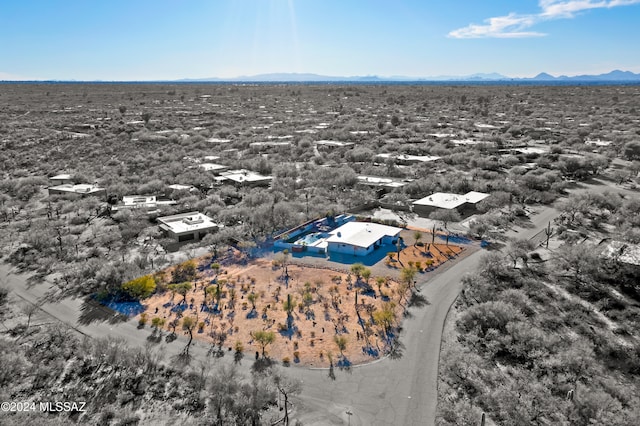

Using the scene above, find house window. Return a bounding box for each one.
[178,233,195,242]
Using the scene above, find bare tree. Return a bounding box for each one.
[272,369,303,426]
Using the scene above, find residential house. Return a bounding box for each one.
[325,221,402,256]
[412,191,490,216]
[157,211,220,243]
[48,183,106,198]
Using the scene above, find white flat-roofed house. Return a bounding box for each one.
[157,211,220,243]
[49,174,74,186]
[113,195,178,212]
[166,184,199,195]
[376,153,441,165]
[48,183,106,198]
[199,163,229,174]
[357,176,408,189]
[325,221,402,256]
[356,176,408,197]
[412,191,490,216]
[215,169,273,188]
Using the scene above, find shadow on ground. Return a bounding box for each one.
[78,298,129,325]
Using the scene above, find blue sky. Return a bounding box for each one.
[1,0,639,80]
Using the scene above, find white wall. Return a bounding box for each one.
[327,242,373,256]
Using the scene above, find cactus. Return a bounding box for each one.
[544,221,554,248]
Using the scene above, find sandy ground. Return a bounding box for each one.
[136,241,462,367]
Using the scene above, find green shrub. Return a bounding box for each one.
[122,275,156,299]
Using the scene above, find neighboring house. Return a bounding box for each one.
[112,195,177,212]
[412,191,490,216]
[325,221,402,256]
[48,183,106,198]
[314,140,355,150]
[157,211,220,243]
[166,184,199,196]
[356,176,410,198]
[215,169,273,187]
[49,174,74,186]
[249,141,292,153]
[376,153,441,165]
[198,163,229,174]
[357,176,409,190]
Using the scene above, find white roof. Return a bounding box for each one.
[157,212,219,234]
[452,139,492,146]
[464,191,491,204]
[50,174,73,180]
[49,184,104,194]
[123,195,157,205]
[325,221,401,249]
[474,123,498,129]
[168,184,196,191]
[357,176,407,188]
[358,176,393,184]
[585,139,612,146]
[250,141,292,147]
[376,153,441,163]
[315,140,355,147]
[512,147,547,154]
[199,163,228,172]
[216,169,272,183]
[118,195,177,210]
[413,191,490,209]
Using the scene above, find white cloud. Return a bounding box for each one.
[449,0,640,38]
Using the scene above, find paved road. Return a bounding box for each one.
[0,263,218,363]
[291,202,562,426]
[1,178,635,426]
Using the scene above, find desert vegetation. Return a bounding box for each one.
[1,82,639,424]
[437,209,640,425]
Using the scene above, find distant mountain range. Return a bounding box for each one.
[3,70,639,83]
[178,70,640,83]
